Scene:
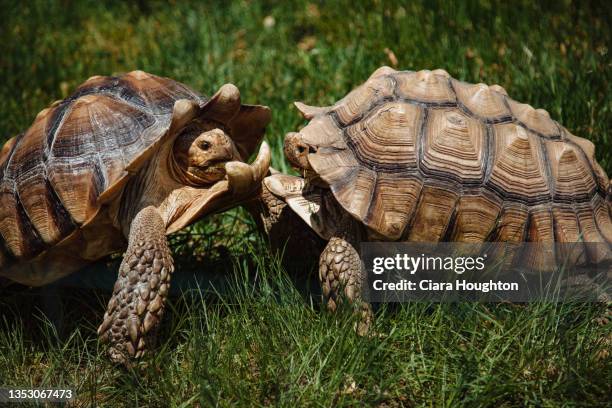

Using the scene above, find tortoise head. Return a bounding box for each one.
[169,83,271,187]
[284,101,342,185]
[284,101,335,173]
[162,84,272,234]
[284,131,316,172]
[173,119,240,185]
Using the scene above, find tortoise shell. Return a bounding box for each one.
[0,71,269,266]
[293,67,612,248]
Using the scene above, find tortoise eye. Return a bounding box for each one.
[200,141,211,150]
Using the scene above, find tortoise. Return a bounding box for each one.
[0,71,271,364]
[253,66,612,328]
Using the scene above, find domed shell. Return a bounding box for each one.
[0,71,270,261]
[294,67,611,255]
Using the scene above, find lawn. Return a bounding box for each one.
[0,0,611,406]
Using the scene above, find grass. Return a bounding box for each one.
[0,0,611,406]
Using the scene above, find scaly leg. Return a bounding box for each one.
[319,228,372,336]
[97,206,173,365]
[246,181,325,271]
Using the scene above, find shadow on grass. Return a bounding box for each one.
[0,243,322,353]
[0,233,610,406]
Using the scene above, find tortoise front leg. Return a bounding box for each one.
[319,225,373,336]
[97,206,173,365]
[246,181,325,269]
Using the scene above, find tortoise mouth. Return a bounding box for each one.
[187,161,228,184]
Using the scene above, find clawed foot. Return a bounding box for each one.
[97,206,174,366]
[320,236,373,336]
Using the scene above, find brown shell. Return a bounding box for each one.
[0,71,269,263]
[296,67,612,254]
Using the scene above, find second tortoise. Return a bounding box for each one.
[252,66,612,324]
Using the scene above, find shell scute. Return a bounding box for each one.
[452,79,511,121]
[338,167,377,221]
[493,204,528,242]
[300,114,345,149]
[49,94,157,163]
[449,192,502,242]
[487,123,550,202]
[545,140,596,201]
[421,109,485,183]
[368,66,397,80]
[331,75,395,126]
[523,207,556,270]
[407,185,458,242]
[488,84,508,96]
[507,98,559,137]
[552,205,581,242]
[303,115,360,190]
[47,158,105,225]
[575,201,611,263]
[344,101,421,171]
[592,195,612,243]
[364,174,422,240]
[394,70,456,104]
[0,178,46,259]
[120,71,200,112]
[552,205,590,264]
[562,129,608,194]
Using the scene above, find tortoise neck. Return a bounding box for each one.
[167,150,191,186]
[117,152,180,237]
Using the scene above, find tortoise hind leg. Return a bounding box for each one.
[97,206,173,365]
[319,218,372,336]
